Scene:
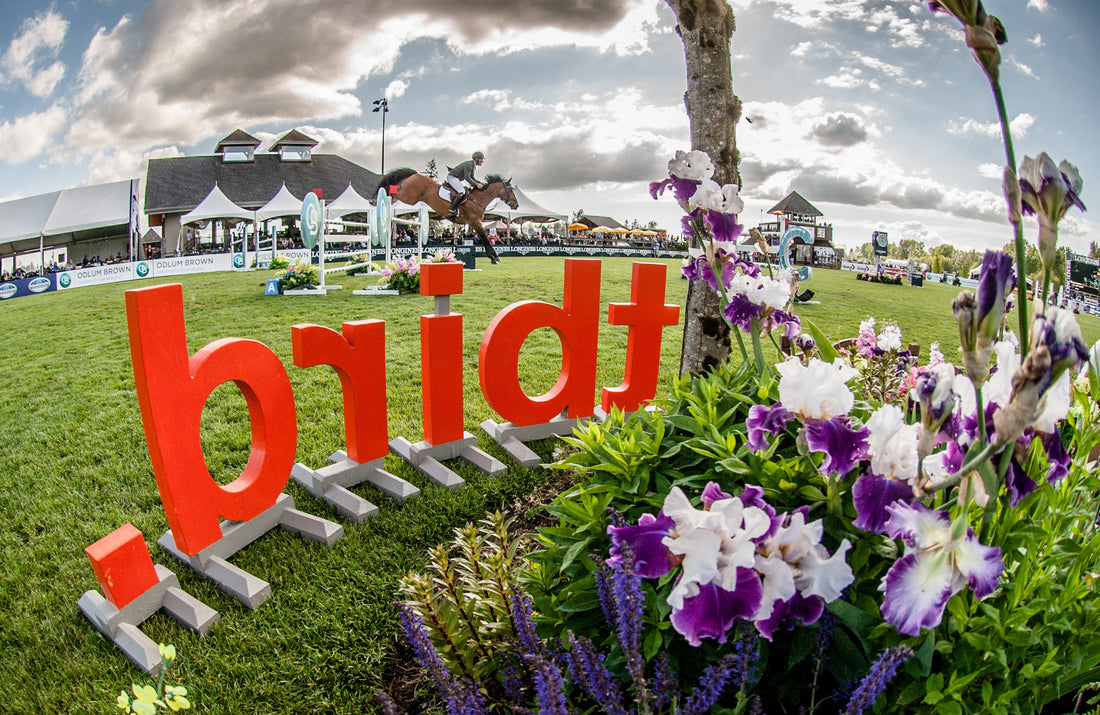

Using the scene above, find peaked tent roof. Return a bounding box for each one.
[180,184,253,225]
[325,184,372,218]
[767,191,823,217]
[0,180,133,257]
[255,183,303,221]
[484,185,567,223]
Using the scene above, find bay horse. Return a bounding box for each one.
[376,169,519,264]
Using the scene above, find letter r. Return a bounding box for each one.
[291,320,388,462]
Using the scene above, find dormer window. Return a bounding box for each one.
[222,147,254,162]
[280,147,311,162]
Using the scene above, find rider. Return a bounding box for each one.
[446,151,486,218]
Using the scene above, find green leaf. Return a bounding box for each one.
[559,537,593,572]
[804,319,839,362]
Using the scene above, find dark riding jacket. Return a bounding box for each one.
[448,159,484,187]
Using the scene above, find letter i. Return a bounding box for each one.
[419,263,465,445]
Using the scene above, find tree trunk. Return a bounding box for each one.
[665,0,742,376]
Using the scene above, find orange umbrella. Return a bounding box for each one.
[567,222,589,231]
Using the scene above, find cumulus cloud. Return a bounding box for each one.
[977,163,1002,179]
[947,113,1036,139]
[0,106,68,164]
[1027,0,1049,11]
[1029,33,1044,47]
[56,0,652,160]
[1,10,69,98]
[810,112,870,147]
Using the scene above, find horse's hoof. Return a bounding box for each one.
[491,258,501,265]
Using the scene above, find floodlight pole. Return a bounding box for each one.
[372,98,389,175]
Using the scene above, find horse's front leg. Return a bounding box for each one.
[468,221,501,265]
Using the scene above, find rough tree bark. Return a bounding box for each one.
[665,0,742,376]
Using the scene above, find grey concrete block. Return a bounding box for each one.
[203,555,271,610]
[278,506,344,545]
[162,587,220,635]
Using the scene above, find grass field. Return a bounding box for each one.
[1,257,1096,714]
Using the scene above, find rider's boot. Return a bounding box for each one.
[447,192,462,219]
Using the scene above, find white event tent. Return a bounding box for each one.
[325,184,372,219]
[485,185,567,224]
[255,183,303,221]
[178,184,254,252]
[0,180,135,266]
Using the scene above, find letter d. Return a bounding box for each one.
[479,259,600,426]
[126,284,296,555]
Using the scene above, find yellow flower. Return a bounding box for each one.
[130,684,162,715]
[164,685,191,712]
[159,643,177,663]
[116,691,131,711]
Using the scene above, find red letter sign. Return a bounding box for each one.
[603,262,680,412]
[291,320,388,463]
[85,524,159,608]
[420,263,465,445]
[126,284,297,556]
[479,259,601,426]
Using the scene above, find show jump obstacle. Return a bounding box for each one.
[79,258,679,672]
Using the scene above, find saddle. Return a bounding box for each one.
[438,185,469,203]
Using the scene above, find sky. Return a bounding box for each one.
[0,0,1096,255]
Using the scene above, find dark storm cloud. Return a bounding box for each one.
[789,167,877,206]
[738,156,804,187]
[489,134,667,191]
[68,0,643,154]
[810,112,868,147]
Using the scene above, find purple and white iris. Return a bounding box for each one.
[608,482,854,645]
[748,358,870,478]
[654,149,802,339]
[880,502,1003,636]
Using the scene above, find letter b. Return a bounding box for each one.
[126,284,296,555]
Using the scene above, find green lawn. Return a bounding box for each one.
[0,258,1095,714]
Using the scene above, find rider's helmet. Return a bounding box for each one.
[472,151,485,161]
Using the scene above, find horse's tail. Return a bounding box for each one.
[376,168,418,195]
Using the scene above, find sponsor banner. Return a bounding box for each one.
[57,263,137,290]
[0,274,57,300]
[150,254,233,277]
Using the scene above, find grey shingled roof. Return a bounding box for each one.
[214,129,262,153]
[144,154,381,215]
[578,215,625,229]
[767,191,823,217]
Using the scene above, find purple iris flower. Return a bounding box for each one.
[880,502,1003,636]
[701,482,733,508]
[706,211,744,245]
[803,417,870,478]
[975,250,1014,343]
[723,293,765,332]
[852,472,915,534]
[607,512,675,578]
[1042,429,1070,484]
[766,309,803,341]
[670,572,763,647]
[745,403,793,452]
[754,591,825,641]
[1003,454,1038,507]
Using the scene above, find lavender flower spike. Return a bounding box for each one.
[842,645,914,715]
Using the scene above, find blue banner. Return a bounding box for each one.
[0,274,57,301]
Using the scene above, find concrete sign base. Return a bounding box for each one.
[480,411,585,467]
[390,431,506,490]
[78,564,218,674]
[291,451,420,522]
[158,494,342,610]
